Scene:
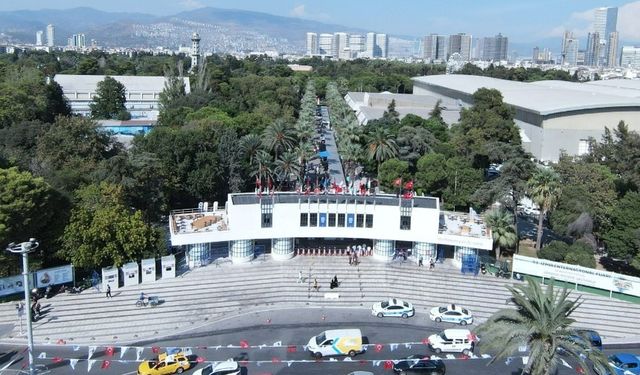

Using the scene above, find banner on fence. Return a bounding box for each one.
[36,265,74,288]
[512,255,640,297]
[0,274,35,297]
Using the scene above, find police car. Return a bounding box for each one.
[429,304,473,325]
[192,360,240,375]
[371,298,415,318]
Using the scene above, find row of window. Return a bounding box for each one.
[300,213,374,228]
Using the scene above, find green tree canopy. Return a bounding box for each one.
[90,76,129,120]
[378,158,410,192]
[484,208,517,260]
[602,191,640,269]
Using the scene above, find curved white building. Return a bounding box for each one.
[170,192,492,268]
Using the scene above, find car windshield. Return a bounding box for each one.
[438,307,447,313]
[201,365,213,375]
[462,308,469,314]
[316,333,326,345]
[403,302,409,307]
[439,332,448,340]
[381,301,389,308]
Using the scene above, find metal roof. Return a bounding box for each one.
[412,75,640,116]
[230,192,438,209]
[54,74,191,94]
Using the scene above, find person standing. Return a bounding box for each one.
[418,256,424,267]
[297,270,303,284]
[313,278,319,292]
[105,284,112,298]
[429,258,436,271]
[348,253,353,265]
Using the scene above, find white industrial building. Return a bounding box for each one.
[170,192,492,268]
[54,74,191,120]
[412,75,640,162]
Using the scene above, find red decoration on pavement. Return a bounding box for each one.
[383,360,394,369]
[287,345,297,353]
[196,357,205,363]
[460,354,470,360]
[271,357,282,363]
[422,338,430,345]
[52,357,63,363]
[240,340,249,348]
[576,365,585,374]
[374,343,383,352]
[105,346,114,356]
[56,339,66,345]
[101,360,111,369]
[152,346,160,354]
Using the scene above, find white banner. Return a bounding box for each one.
[0,274,35,297]
[36,265,74,288]
[512,255,640,297]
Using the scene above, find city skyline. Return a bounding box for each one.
[1,0,640,43]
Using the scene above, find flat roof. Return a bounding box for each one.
[54,74,191,94]
[412,75,640,116]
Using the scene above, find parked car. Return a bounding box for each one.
[192,360,240,375]
[427,329,475,355]
[372,298,415,318]
[594,353,640,375]
[429,304,473,325]
[137,352,191,375]
[393,354,446,374]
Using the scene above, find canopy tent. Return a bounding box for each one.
[318,150,330,158]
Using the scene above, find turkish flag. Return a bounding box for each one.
[404,180,414,190]
[105,347,114,356]
[393,177,402,186]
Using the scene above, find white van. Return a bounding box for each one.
[428,329,475,355]
[307,329,365,358]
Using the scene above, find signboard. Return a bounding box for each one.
[0,275,35,297]
[319,213,327,227]
[141,258,156,283]
[512,255,640,298]
[436,233,493,250]
[36,265,74,288]
[347,214,355,228]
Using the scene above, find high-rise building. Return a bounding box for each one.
[607,31,619,67]
[349,34,365,57]
[561,31,579,66]
[46,24,55,47]
[190,32,201,71]
[593,7,618,66]
[366,32,376,58]
[620,46,640,68]
[68,33,86,48]
[334,32,349,59]
[532,47,540,63]
[482,33,508,61]
[319,33,334,56]
[36,30,43,46]
[448,33,471,61]
[423,34,447,61]
[585,32,601,66]
[306,32,318,56]
[374,33,388,58]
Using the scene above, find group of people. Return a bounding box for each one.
[306,275,339,291]
[418,256,437,270]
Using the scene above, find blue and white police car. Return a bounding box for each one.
[371,298,415,318]
[429,304,473,325]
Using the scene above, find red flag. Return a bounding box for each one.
[393,177,402,187]
[383,360,394,369]
[404,180,414,190]
[52,357,63,363]
[240,340,249,348]
[151,346,159,354]
[402,191,413,199]
[101,360,111,369]
[105,347,114,356]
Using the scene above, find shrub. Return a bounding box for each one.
[538,240,570,262]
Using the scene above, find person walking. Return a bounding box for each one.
[105,284,112,298]
[313,278,319,292]
[429,258,436,271]
[297,270,303,284]
[418,256,424,267]
[348,253,353,265]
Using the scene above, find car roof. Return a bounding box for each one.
[390,298,408,305]
[324,329,362,338]
[612,353,640,363]
[212,361,239,371]
[443,329,471,337]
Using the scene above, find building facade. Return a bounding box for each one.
[375,33,388,58]
[306,32,318,56]
[448,33,471,62]
[36,30,43,46]
[190,32,201,71]
[46,24,55,47]
[366,32,376,58]
[423,34,447,62]
[482,33,508,61]
[585,32,601,67]
[561,31,579,66]
[334,32,349,59]
[620,46,640,68]
[319,33,334,56]
[169,193,493,268]
[593,7,618,66]
[348,34,365,58]
[607,31,619,67]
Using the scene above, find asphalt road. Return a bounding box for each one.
[1,308,638,375]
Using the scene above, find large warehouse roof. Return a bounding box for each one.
[412,75,640,116]
[54,74,191,93]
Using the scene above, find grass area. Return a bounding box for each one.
[518,239,538,258]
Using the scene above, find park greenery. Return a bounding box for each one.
[0,49,639,277]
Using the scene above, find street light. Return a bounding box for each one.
[6,238,39,375]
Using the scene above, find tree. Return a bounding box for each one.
[273,151,301,189]
[366,127,399,176]
[538,240,571,262]
[441,156,484,210]
[395,125,437,169]
[378,159,410,192]
[528,167,561,250]
[58,182,162,269]
[90,76,129,120]
[382,99,400,122]
[415,153,448,197]
[564,242,596,268]
[484,208,517,260]
[602,191,640,269]
[262,119,296,161]
[475,277,611,375]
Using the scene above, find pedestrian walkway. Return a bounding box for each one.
[0,256,637,346]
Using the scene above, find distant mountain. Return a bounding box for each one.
[0,6,379,54]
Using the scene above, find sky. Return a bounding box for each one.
[2,0,640,42]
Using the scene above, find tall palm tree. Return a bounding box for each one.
[341,141,363,181]
[484,208,517,260]
[251,150,273,188]
[475,277,612,375]
[262,120,296,161]
[528,167,561,251]
[366,128,399,175]
[240,134,263,166]
[274,151,301,190]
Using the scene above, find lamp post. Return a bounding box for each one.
[6,238,39,375]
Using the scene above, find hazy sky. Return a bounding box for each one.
[2,0,640,41]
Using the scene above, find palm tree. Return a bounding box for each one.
[251,150,273,188]
[340,141,362,181]
[528,168,561,251]
[366,128,399,175]
[262,120,296,161]
[484,208,517,260]
[240,134,263,166]
[274,151,301,190]
[475,277,612,375]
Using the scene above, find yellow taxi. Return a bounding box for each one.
[137,352,191,375]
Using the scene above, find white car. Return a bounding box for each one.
[429,304,473,325]
[371,298,415,318]
[192,360,240,375]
